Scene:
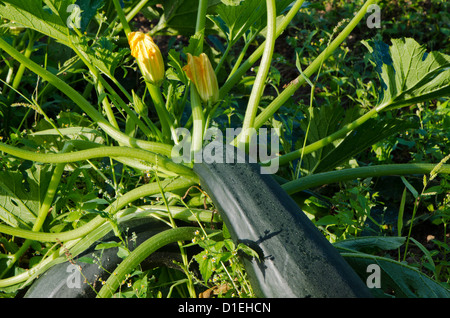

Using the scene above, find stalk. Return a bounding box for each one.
[99,76,158,140]
[0,142,197,180]
[146,82,177,143]
[190,85,205,162]
[0,177,197,242]
[7,30,35,101]
[195,0,209,49]
[281,163,450,195]
[219,0,307,99]
[252,0,376,132]
[112,0,132,37]
[97,226,215,298]
[237,0,276,150]
[277,107,379,166]
[0,144,73,278]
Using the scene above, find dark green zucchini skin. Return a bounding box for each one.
[194,142,372,298]
[24,218,188,298]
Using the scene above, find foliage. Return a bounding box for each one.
[0,0,449,298]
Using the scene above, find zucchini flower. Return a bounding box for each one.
[183,53,219,104]
[128,31,165,86]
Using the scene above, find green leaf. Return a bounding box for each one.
[401,176,419,199]
[213,0,292,45]
[95,241,122,250]
[342,252,450,298]
[363,38,450,111]
[313,116,419,173]
[75,0,105,31]
[409,237,436,274]
[144,0,222,36]
[71,35,128,79]
[194,251,214,282]
[214,0,265,45]
[334,236,406,254]
[167,49,188,84]
[117,246,130,259]
[0,0,73,45]
[77,256,95,264]
[298,103,361,173]
[237,243,260,260]
[0,165,52,229]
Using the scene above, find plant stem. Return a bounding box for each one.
[195,0,209,42]
[146,82,177,143]
[219,0,307,99]
[277,106,379,166]
[0,142,197,180]
[154,174,196,298]
[0,144,72,279]
[237,0,276,150]
[112,0,132,37]
[228,27,262,79]
[100,76,157,139]
[0,177,197,242]
[7,30,35,101]
[252,0,376,134]
[97,226,218,298]
[281,163,450,195]
[214,43,232,75]
[190,85,205,162]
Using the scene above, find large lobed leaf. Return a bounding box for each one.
[0,0,74,45]
[0,165,52,229]
[212,0,293,45]
[363,38,450,111]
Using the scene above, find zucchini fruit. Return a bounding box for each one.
[24,218,190,298]
[193,142,372,298]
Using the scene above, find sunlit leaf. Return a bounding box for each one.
[363,38,450,111]
[0,0,73,45]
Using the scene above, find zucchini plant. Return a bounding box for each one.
[0,0,449,297]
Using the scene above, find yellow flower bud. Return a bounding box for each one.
[128,31,165,85]
[183,53,219,103]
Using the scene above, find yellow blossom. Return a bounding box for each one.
[128,31,165,85]
[183,53,219,103]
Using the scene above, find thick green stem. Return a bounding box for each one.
[147,82,177,143]
[0,144,72,278]
[190,85,205,161]
[112,0,132,37]
[253,0,376,134]
[237,0,276,150]
[281,163,450,195]
[195,0,209,43]
[219,0,306,99]
[97,226,214,298]
[0,142,196,180]
[277,107,379,166]
[0,177,197,242]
